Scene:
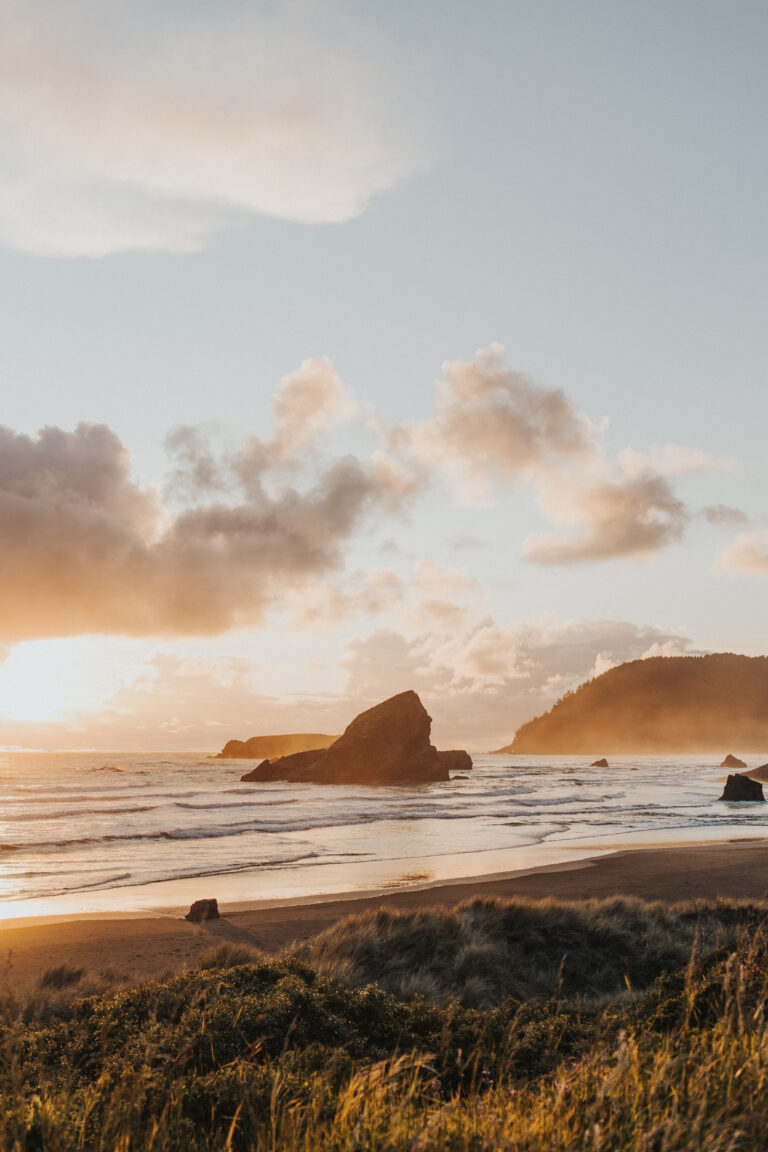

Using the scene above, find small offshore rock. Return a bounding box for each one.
[218,733,338,759]
[720,774,764,802]
[185,898,220,923]
[437,750,473,774]
[591,758,609,768]
[721,754,747,769]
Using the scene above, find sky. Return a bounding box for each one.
[0,0,766,751]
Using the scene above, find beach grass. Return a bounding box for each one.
[2,895,768,1150]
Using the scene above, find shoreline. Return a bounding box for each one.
[3,838,768,989]
[0,852,600,931]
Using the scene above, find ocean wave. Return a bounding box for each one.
[0,805,496,853]
[4,790,206,806]
[0,805,157,822]
[510,790,629,806]
[9,852,322,900]
[174,798,299,810]
[0,822,261,852]
[65,872,133,891]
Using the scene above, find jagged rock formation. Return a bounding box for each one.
[240,691,472,785]
[720,774,765,802]
[437,750,473,774]
[185,899,219,922]
[498,654,768,754]
[721,754,747,769]
[216,733,338,760]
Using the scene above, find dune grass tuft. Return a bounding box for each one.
[38,964,84,990]
[297,893,761,1006]
[1,896,768,1149]
[196,941,265,970]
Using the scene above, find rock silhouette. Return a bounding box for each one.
[591,758,609,768]
[719,774,764,802]
[240,691,471,785]
[498,654,768,754]
[744,763,768,782]
[437,750,473,774]
[185,898,219,922]
[216,733,337,759]
[721,754,747,769]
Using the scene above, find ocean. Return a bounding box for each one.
[1,751,766,920]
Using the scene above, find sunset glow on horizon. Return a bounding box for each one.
[0,0,766,753]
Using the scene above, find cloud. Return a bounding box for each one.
[703,504,749,527]
[0,0,425,256]
[0,362,417,640]
[431,616,693,696]
[407,559,482,629]
[287,568,406,631]
[412,558,479,604]
[280,557,483,633]
[720,530,768,574]
[390,343,594,501]
[0,420,161,529]
[523,468,689,565]
[386,344,718,565]
[269,357,357,458]
[165,357,356,500]
[0,344,739,650]
[342,616,694,747]
[621,444,737,477]
[639,639,690,659]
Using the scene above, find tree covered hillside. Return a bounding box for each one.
[503,653,768,754]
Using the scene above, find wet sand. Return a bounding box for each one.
[2,839,768,989]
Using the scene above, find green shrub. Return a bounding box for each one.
[2,896,768,1150]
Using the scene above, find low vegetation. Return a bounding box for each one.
[298,894,752,1005]
[2,896,768,1149]
[506,651,768,753]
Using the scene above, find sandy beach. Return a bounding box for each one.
[2,838,768,990]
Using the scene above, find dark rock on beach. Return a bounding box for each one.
[721,754,747,769]
[720,774,764,802]
[185,898,219,923]
[240,691,472,786]
[591,758,609,768]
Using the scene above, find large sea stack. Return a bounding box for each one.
[240,691,471,785]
